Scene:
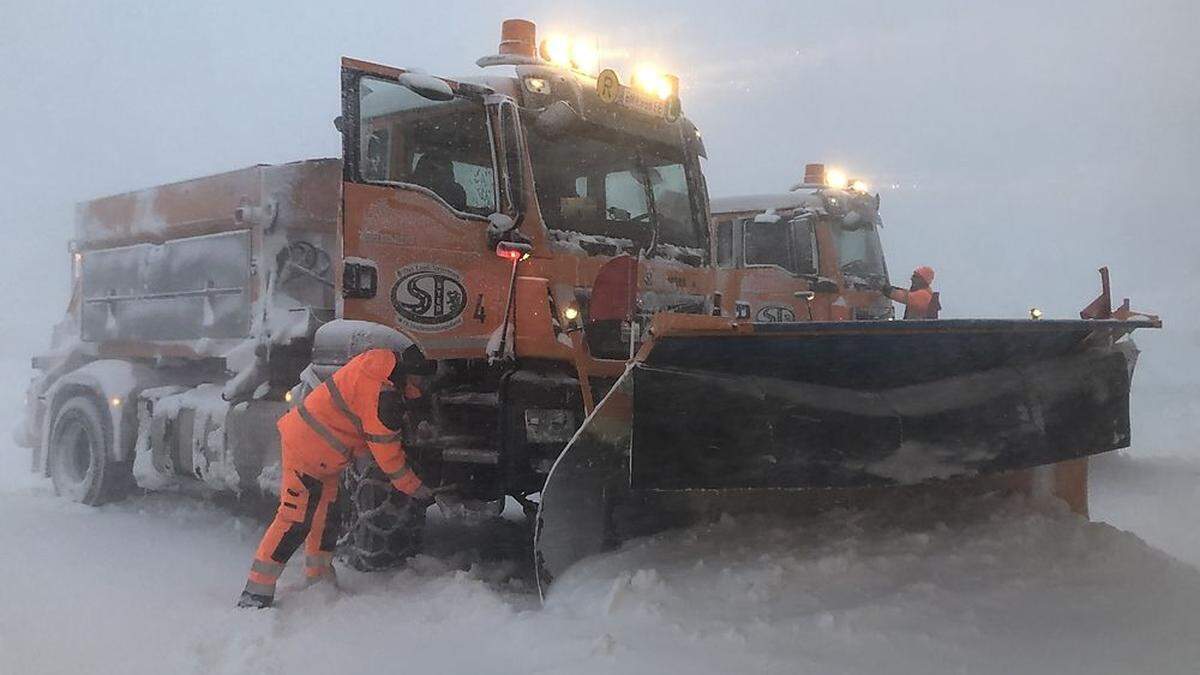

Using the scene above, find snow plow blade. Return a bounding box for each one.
[535,317,1158,596]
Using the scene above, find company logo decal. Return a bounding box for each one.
[390,263,467,331]
[755,305,796,322]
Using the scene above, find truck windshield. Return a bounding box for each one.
[835,223,888,285]
[357,76,496,216]
[526,122,705,259]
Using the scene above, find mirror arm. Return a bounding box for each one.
[799,274,840,293]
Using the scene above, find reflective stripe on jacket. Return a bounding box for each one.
[277,349,423,495]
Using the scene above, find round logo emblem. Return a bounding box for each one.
[390,263,467,332]
[596,69,620,104]
[755,305,796,322]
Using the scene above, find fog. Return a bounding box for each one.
[2,0,1196,447]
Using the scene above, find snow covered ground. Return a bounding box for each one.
[3,354,1200,674]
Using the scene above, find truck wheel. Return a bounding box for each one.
[337,459,426,571]
[48,395,132,505]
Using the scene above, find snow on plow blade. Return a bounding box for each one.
[535,318,1157,597]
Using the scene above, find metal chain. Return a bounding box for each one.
[335,459,423,571]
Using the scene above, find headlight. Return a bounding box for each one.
[538,34,600,75]
[632,64,677,101]
[825,169,848,190]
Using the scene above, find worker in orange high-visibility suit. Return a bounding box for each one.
[238,347,433,609]
[881,266,940,319]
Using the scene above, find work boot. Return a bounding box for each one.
[237,590,274,609]
[304,564,339,589]
[304,551,338,588]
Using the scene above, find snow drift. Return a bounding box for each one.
[3,457,1200,674]
[2,352,1199,675]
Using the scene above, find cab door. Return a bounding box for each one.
[338,58,516,359]
[713,213,828,321]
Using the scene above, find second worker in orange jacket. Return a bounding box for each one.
[239,347,431,609]
[882,266,940,319]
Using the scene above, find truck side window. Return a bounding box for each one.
[356,76,496,216]
[364,129,390,182]
[441,157,496,212]
[744,216,818,276]
[792,219,818,276]
[744,219,792,270]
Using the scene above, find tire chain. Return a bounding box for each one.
[336,459,424,571]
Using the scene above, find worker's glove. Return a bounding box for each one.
[410,484,435,509]
[879,283,896,297]
[415,420,436,442]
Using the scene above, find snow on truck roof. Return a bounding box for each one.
[710,190,824,216]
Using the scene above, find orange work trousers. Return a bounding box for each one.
[243,447,340,599]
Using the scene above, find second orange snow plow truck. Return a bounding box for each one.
[19,20,1159,595]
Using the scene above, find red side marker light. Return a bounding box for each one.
[496,241,533,261]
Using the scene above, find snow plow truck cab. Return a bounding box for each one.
[18,19,1160,597]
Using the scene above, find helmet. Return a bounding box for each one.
[914,266,935,286]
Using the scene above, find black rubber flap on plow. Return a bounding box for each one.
[632,320,1144,490]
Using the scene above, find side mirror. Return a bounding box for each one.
[397,72,455,102]
[813,277,840,294]
[682,119,707,159]
[534,100,583,139]
[495,240,533,261]
[487,213,531,251]
[801,275,840,294]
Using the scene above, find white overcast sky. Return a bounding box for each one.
[1,1,1197,442]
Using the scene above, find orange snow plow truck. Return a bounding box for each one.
[18,20,1160,596]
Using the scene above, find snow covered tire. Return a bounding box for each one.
[337,459,426,571]
[48,395,132,505]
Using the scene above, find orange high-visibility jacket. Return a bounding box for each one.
[886,287,938,319]
[277,349,423,495]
